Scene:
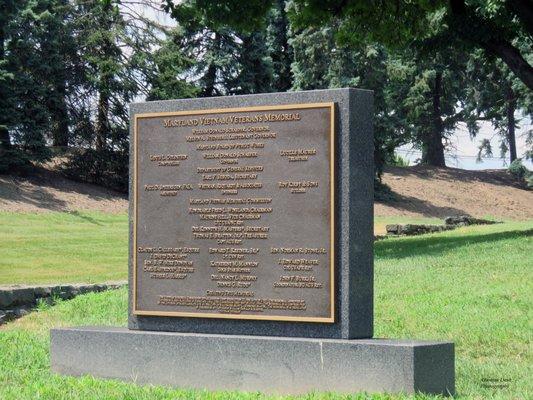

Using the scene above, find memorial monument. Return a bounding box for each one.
[51,88,454,395]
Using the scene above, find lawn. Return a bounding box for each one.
[0,211,128,285]
[0,215,531,399]
[0,211,446,285]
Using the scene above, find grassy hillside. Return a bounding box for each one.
[1,220,531,399]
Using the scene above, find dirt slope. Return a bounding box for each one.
[377,166,532,220]
[0,165,531,219]
[0,168,127,213]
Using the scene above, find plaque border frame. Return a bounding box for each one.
[132,102,335,323]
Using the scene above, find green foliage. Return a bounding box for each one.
[465,49,532,164]
[290,25,414,177]
[266,0,293,91]
[387,154,410,167]
[63,148,129,193]
[146,28,198,101]
[1,0,531,181]
[508,158,532,184]
[230,30,273,94]
[61,0,161,190]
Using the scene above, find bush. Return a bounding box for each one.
[387,154,410,167]
[0,148,33,175]
[508,159,528,180]
[63,148,129,193]
[508,159,532,189]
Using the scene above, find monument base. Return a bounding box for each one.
[50,327,454,395]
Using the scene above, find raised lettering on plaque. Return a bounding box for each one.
[133,103,335,322]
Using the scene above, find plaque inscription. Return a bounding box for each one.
[133,103,335,322]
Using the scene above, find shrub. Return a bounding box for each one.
[508,159,528,180]
[62,148,129,193]
[508,159,532,189]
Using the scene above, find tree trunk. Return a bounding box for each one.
[95,89,109,152]
[272,0,292,92]
[506,85,517,163]
[483,39,533,91]
[52,78,69,147]
[422,70,446,167]
[0,23,11,150]
[202,33,219,97]
[449,0,533,90]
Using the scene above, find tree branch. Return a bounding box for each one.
[506,0,533,38]
[482,38,533,90]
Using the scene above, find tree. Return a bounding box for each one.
[0,1,17,156]
[164,1,533,91]
[466,50,532,164]
[1,0,59,172]
[289,0,533,91]
[398,50,476,167]
[290,24,413,176]
[175,8,241,97]
[147,28,198,101]
[42,0,76,148]
[229,30,273,94]
[266,0,293,92]
[64,0,161,191]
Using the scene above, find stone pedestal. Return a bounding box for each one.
[51,327,454,395]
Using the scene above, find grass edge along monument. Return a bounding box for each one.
[50,88,455,395]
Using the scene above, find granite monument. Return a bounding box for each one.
[50,88,454,395]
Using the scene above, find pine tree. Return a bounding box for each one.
[1,0,57,171]
[290,25,412,178]
[181,25,240,97]
[267,0,292,92]
[41,0,76,148]
[147,28,198,101]
[230,30,273,94]
[64,0,161,191]
[0,1,16,155]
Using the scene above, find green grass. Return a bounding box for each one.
[0,216,532,399]
[0,211,128,285]
[0,212,453,284]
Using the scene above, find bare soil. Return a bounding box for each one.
[377,165,533,220]
[1,165,531,220]
[0,168,127,213]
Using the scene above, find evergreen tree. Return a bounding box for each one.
[147,28,198,101]
[42,0,76,148]
[290,25,412,177]
[465,51,532,164]
[0,1,17,166]
[266,0,292,92]
[1,0,58,171]
[64,0,161,191]
[177,11,240,97]
[166,0,274,97]
[230,30,273,94]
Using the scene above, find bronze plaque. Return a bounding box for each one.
[133,103,335,322]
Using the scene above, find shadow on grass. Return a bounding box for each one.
[67,210,103,225]
[375,229,533,260]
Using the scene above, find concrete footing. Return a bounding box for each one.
[51,327,454,395]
